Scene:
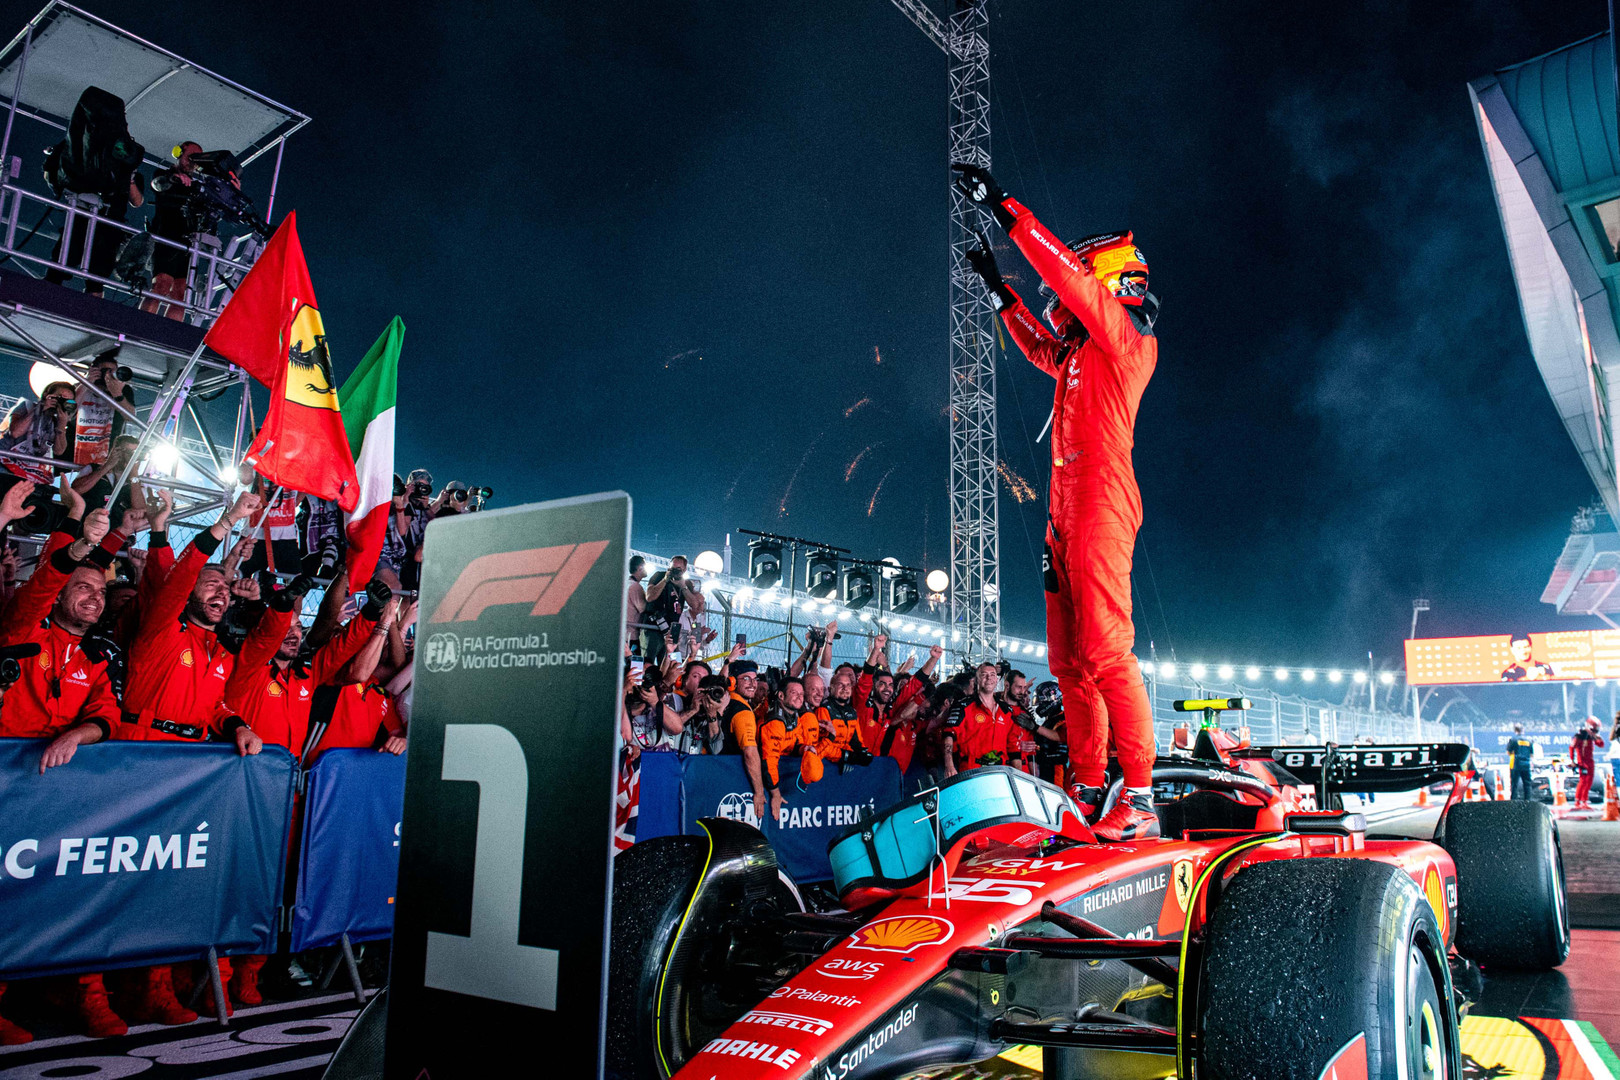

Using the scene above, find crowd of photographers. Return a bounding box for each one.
[618,554,1069,841]
[0,446,488,1043]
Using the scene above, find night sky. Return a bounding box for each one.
[30,0,1617,676]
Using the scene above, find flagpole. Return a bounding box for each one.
[106,338,211,509]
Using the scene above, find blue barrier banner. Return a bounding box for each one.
[293,748,407,952]
[0,739,296,981]
[634,751,683,841]
[677,755,903,881]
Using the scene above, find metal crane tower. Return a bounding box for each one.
[890,0,1000,661]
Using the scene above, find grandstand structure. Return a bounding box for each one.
[1469,34,1620,624]
[0,2,306,528]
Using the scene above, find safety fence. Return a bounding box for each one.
[0,740,401,982]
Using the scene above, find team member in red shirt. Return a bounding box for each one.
[0,506,132,1039]
[121,491,263,748]
[222,576,387,759]
[942,661,1018,776]
[956,162,1161,842]
[118,491,262,1024]
[305,590,408,766]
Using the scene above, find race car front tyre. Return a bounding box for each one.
[607,835,708,1080]
[1199,858,1459,1080]
[1441,800,1569,970]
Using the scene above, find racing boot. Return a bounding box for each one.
[229,955,266,1007]
[1091,791,1161,843]
[130,967,198,1027]
[76,975,127,1038]
[0,984,32,1046]
[1067,785,1107,821]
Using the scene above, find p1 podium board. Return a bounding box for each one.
[384,492,629,1079]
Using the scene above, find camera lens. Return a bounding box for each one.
[0,657,19,687]
[116,366,133,382]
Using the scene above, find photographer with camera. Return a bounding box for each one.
[641,555,703,666]
[0,381,75,484]
[392,469,443,591]
[790,620,838,684]
[69,350,136,468]
[141,141,266,320]
[941,661,1017,778]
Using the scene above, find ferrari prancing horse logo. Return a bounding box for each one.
[284,302,339,412]
[1172,860,1197,912]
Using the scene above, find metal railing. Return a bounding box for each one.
[0,179,260,324]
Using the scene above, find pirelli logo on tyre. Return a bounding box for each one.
[429,541,609,624]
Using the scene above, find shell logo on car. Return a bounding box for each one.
[846,915,954,953]
[1423,864,1449,942]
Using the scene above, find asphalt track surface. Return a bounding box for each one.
[4,805,1614,1079]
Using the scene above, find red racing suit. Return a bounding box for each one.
[1570,729,1606,805]
[953,699,1017,769]
[855,668,925,772]
[1000,203,1158,790]
[222,608,377,760]
[121,532,252,741]
[0,528,120,742]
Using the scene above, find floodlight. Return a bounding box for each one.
[1218,664,1234,680]
[694,550,724,576]
[925,569,950,594]
[1245,666,1262,681]
[748,539,782,588]
[806,550,839,598]
[841,566,875,610]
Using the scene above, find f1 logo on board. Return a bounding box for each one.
[429,541,609,623]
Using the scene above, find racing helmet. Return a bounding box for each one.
[1039,231,1152,334]
[1032,680,1062,720]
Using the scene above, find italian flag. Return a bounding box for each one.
[337,317,403,588]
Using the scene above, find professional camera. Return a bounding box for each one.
[0,643,43,690]
[393,474,407,498]
[411,480,433,499]
[179,150,270,239]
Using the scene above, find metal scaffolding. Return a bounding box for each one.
[891,0,1000,662]
[0,2,308,527]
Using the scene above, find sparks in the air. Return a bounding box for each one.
[844,397,871,419]
[868,465,897,517]
[845,442,880,482]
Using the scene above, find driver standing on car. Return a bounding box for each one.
[955,162,1160,842]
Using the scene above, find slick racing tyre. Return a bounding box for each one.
[607,821,803,1080]
[1199,859,1459,1080]
[1442,800,1569,970]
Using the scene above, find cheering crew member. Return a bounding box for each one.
[223,577,387,759]
[717,661,766,821]
[0,506,119,764]
[0,505,130,1040]
[854,634,901,756]
[758,676,823,820]
[1571,717,1606,807]
[955,162,1160,842]
[942,661,1018,777]
[122,491,264,747]
[305,591,410,766]
[817,665,870,768]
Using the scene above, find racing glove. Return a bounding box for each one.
[964,232,1017,312]
[269,573,317,613]
[360,578,393,621]
[952,163,1020,231]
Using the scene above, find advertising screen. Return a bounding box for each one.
[1405,629,1620,685]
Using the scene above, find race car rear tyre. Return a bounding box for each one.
[1441,800,1569,970]
[1199,858,1459,1080]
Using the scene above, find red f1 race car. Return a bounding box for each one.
[609,709,1568,1080]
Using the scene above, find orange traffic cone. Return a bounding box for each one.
[1604,772,1618,822]
[1416,786,1429,807]
[1554,780,1568,810]
[1495,772,1506,800]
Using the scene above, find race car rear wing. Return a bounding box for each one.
[1238,743,1472,794]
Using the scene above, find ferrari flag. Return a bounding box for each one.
[338,318,402,586]
[217,214,359,510]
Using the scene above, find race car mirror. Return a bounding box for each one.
[383,492,631,1080]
